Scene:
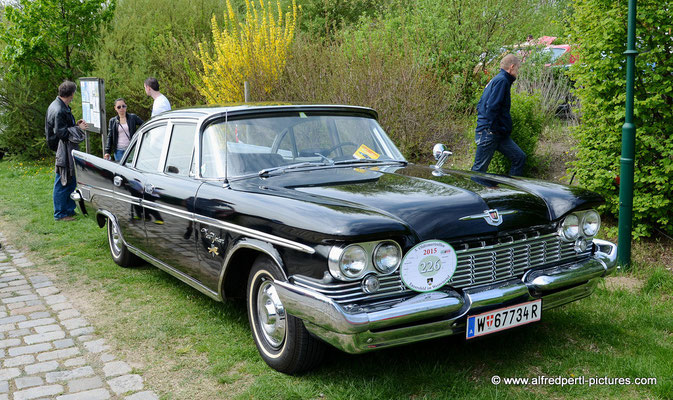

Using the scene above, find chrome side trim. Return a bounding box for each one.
[89,193,313,255]
[196,214,315,255]
[127,244,222,302]
[142,201,194,220]
[218,239,287,299]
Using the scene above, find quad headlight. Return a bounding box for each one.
[559,210,601,242]
[581,210,601,237]
[373,241,402,274]
[329,240,402,281]
[340,245,367,278]
[561,214,580,241]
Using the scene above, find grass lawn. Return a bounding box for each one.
[0,159,671,400]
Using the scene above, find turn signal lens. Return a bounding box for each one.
[340,245,367,279]
[373,241,402,274]
[581,210,601,237]
[361,275,381,294]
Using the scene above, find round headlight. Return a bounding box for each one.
[561,214,580,241]
[581,210,601,237]
[373,241,402,274]
[340,245,367,278]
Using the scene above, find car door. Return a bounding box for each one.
[112,133,153,253]
[141,122,203,280]
[117,123,169,254]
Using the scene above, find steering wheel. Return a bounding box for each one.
[325,142,357,156]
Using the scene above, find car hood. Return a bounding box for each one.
[232,164,603,242]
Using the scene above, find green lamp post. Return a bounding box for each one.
[617,0,638,268]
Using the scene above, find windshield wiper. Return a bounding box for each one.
[333,158,407,166]
[258,161,327,177]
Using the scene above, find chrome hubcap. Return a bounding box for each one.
[256,279,286,348]
[110,222,122,256]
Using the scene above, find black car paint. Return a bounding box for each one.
[73,104,604,299]
[74,155,603,294]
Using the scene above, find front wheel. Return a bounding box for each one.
[246,255,325,374]
[107,218,138,268]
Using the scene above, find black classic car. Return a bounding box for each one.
[71,105,617,374]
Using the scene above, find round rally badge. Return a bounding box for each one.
[400,240,457,292]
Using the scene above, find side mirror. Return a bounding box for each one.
[432,143,453,170]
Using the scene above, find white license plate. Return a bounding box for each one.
[466,299,541,339]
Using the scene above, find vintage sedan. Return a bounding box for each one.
[71,105,617,374]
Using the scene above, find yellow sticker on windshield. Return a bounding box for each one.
[353,144,380,160]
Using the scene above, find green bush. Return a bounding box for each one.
[487,91,545,175]
[0,0,114,160]
[568,0,673,238]
[342,0,566,112]
[0,76,53,160]
[262,34,458,163]
[91,0,230,122]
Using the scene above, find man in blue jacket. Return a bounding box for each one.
[471,54,526,176]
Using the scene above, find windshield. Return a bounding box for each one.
[200,113,406,178]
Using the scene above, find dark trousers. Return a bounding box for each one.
[471,131,526,176]
[53,172,77,220]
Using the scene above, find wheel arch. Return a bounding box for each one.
[95,210,115,228]
[219,238,287,300]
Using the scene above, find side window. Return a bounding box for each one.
[165,124,196,176]
[201,123,227,178]
[135,125,167,172]
[124,142,137,167]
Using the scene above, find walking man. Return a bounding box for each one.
[471,54,526,176]
[144,77,171,117]
[45,80,88,221]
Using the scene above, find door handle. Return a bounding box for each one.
[144,183,155,194]
[113,176,122,187]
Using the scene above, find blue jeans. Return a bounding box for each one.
[114,149,126,163]
[471,131,526,176]
[53,172,77,220]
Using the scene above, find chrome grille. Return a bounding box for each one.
[292,233,592,305]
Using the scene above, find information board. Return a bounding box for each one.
[79,77,106,155]
[80,79,102,130]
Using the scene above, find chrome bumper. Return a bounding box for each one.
[274,239,618,354]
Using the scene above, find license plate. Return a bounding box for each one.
[466,299,541,339]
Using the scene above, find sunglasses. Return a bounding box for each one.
[116,104,127,109]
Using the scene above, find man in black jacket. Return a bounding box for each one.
[45,80,88,221]
[471,54,526,176]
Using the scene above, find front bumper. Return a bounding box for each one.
[274,239,618,354]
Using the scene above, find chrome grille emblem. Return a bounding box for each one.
[459,209,517,226]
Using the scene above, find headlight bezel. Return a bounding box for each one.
[559,209,601,242]
[328,240,402,281]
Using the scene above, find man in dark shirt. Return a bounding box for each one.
[45,81,88,221]
[471,54,526,176]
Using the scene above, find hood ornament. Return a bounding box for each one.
[459,209,517,226]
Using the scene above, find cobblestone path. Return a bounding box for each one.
[0,232,158,400]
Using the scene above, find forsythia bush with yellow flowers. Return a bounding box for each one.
[195,0,297,103]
